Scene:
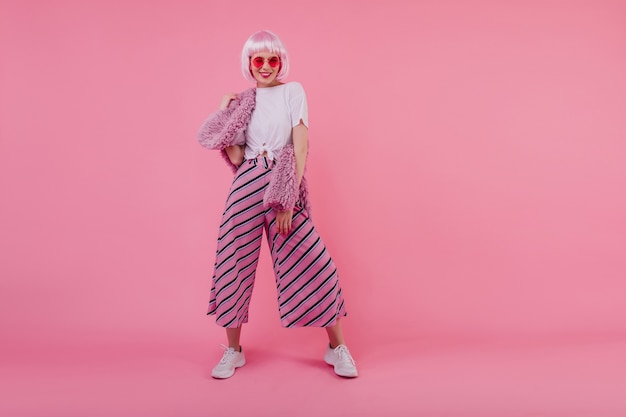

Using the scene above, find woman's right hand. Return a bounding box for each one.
[219,93,237,110]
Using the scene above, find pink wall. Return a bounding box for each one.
[1,0,625,350]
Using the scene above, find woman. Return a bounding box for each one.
[198,30,357,379]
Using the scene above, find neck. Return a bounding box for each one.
[257,81,283,88]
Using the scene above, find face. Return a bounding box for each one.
[249,51,282,88]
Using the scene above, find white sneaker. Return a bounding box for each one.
[211,345,246,379]
[324,344,358,378]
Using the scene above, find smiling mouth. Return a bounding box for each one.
[259,72,272,78]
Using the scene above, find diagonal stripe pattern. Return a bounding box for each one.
[207,157,347,328]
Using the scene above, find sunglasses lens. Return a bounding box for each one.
[268,57,280,67]
[252,57,265,68]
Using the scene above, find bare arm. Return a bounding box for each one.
[275,120,308,235]
[225,144,245,166]
[292,120,308,186]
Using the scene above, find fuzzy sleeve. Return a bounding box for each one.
[263,143,299,212]
[197,89,255,174]
[197,90,255,150]
[197,107,234,150]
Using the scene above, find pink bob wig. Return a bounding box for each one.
[241,30,290,83]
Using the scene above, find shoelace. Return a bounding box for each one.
[218,344,238,364]
[334,345,356,365]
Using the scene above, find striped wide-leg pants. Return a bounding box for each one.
[207,156,347,328]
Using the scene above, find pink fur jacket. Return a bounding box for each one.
[197,88,311,214]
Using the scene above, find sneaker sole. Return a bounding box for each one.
[324,355,358,378]
[211,359,246,379]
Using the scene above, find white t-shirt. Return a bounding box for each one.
[243,82,309,160]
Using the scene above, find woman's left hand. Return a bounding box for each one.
[275,209,293,235]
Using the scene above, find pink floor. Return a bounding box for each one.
[3,333,625,417]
